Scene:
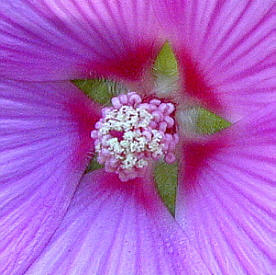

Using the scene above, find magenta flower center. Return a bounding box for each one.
[91,92,179,181]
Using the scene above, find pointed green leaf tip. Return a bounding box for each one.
[85,157,103,173]
[197,107,231,134]
[153,41,178,77]
[154,162,178,216]
[72,79,126,105]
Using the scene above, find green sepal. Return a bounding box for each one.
[85,157,103,173]
[197,107,231,134]
[153,41,179,77]
[72,79,126,105]
[154,162,178,216]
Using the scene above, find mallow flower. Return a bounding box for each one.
[0,0,274,274]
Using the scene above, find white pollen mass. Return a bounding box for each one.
[91,92,179,182]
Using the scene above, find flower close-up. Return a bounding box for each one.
[0,0,275,274]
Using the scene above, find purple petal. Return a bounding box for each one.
[0,0,161,81]
[177,105,275,274]
[154,0,275,121]
[27,170,211,275]
[0,80,100,274]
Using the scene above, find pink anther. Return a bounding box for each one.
[150,99,161,105]
[129,93,142,106]
[165,152,176,164]
[164,103,175,115]
[159,121,167,132]
[102,107,112,116]
[95,121,103,129]
[158,103,167,113]
[111,97,122,109]
[164,116,174,128]
[152,111,164,122]
[149,104,157,111]
[138,103,150,110]
[165,133,173,142]
[152,152,162,160]
[91,130,98,139]
[91,91,179,182]
[119,94,128,104]
[173,133,179,144]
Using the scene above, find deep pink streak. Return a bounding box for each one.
[181,138,227,193]
[178,50,223,112]
[85,44,158,81]
[66,92,101,164]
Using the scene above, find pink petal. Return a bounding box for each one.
[154,0,275,121]
[0,0,161,81]
[176,105,275,274]
[0,80,100,274]
[27,169,211,275]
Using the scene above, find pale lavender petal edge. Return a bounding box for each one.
[27,169,211,275]
[0,80,100,275]
[0,0,162,82]
[177,104,276,274]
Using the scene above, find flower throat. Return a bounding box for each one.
[91,92,179,181]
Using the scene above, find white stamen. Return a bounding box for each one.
[91,92,179,181]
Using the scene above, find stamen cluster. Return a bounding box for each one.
[91,92,179,181]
